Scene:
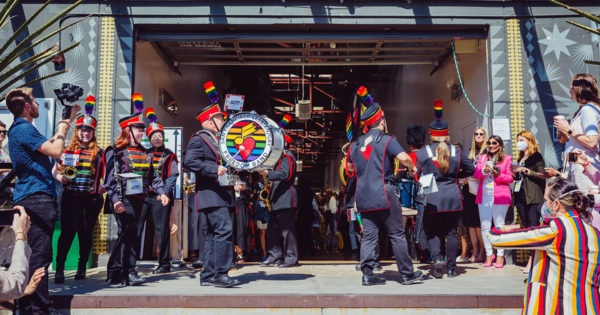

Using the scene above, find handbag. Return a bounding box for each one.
[468,177,480,195]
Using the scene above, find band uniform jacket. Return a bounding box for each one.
[415,142,475,213]
[267,150,297,211]
[348,129,404,212]
[150,147,179,197]
[488,211,600,315]
[103,144,166,211]
[184,129,234,210]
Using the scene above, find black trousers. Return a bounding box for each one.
[15,193,57,314]
[107,196,144,279]
[324,211,337,250]
[200,206,233,281]
[137,196,171,266]
[56,190,103,271]
[188,193,207,258]
[266,208,299,265]
[423,211,461,268]
[516,202,542,228]
[360,184,414,276]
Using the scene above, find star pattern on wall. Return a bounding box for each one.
[539,24,576,60]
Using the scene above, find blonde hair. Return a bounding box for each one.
[468,127,487,161]
[432,135,450,174]
[516,130,540,160]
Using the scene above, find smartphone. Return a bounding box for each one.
[0,208,18,226]
[493,166,500,173]
[568,152,577,163]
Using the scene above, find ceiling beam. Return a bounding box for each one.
[180,60,433,66]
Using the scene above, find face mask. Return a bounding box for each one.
[516,141,528,152]
[540,204,552,222]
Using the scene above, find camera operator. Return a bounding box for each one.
[0,206,30,301]
[6,87,80,314]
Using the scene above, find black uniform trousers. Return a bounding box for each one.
[266,208,299,265]
[137,195,171,266]
[107,195,144,279]
[56,190,103,271]
[15,193,57,314]
[200,206,234,281]
[423,211,461,268]
[360,184,414,277]
[188,193,207,257]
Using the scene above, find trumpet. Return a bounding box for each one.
[63,166,78,180]
[259,173,272,211]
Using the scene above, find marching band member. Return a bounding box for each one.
[347,102,423,286]
[258,126,299,268]
[137,108,179,274]
[53,96,105,283]
[184,103,239,288]
[104,94,169,286]
[415,101,474,278]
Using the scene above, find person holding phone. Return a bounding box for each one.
[473,135,513,268]
[551,73,600,194]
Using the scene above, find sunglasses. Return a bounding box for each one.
[0,131,6,135]
[474,132,485,136]
[487,141,499,145]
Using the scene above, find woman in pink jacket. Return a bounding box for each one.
[473,135,514,267]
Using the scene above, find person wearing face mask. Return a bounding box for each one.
[473,135,513,268]
[488,177,600,315]
[52,96,106,284]
[510,131,546,274]
[104,94,170,286]
[136,108,179,274]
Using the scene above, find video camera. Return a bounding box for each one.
[54,83,83,119]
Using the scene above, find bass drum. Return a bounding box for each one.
[218,112,284,171]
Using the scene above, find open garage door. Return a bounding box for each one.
[135,25,489,189]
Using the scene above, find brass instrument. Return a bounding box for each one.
[63,166,78,180]
[339,143,351,185]
[259,174,272,211]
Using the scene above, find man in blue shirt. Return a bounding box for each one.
[6,87,80,315]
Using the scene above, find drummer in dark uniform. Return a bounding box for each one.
[258,128,299,268]
[184,103,239,288]
[137,108,179,274]
[415,101,474,278]
[348,103,423,286]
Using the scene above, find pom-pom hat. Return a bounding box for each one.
[429,100,448,137]
[144,108,164,138]
[119,93,146,129]
[196,103,226,124]
[359,103,384,128]
[75,95,97,129]
[279,114,294,144]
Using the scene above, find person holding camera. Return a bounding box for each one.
[6,87,80,314]
[104,99,169,286]
[52,99,105,284]
[0,206,30,301]
[473,135,513,268]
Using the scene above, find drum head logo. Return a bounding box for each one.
[219,113,273,170]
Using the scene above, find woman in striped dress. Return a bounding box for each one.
[488,177,600,315]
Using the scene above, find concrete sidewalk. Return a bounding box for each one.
[50,260,526,296]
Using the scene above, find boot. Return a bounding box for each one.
[54,269,65,284]
[74,268,86,280]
